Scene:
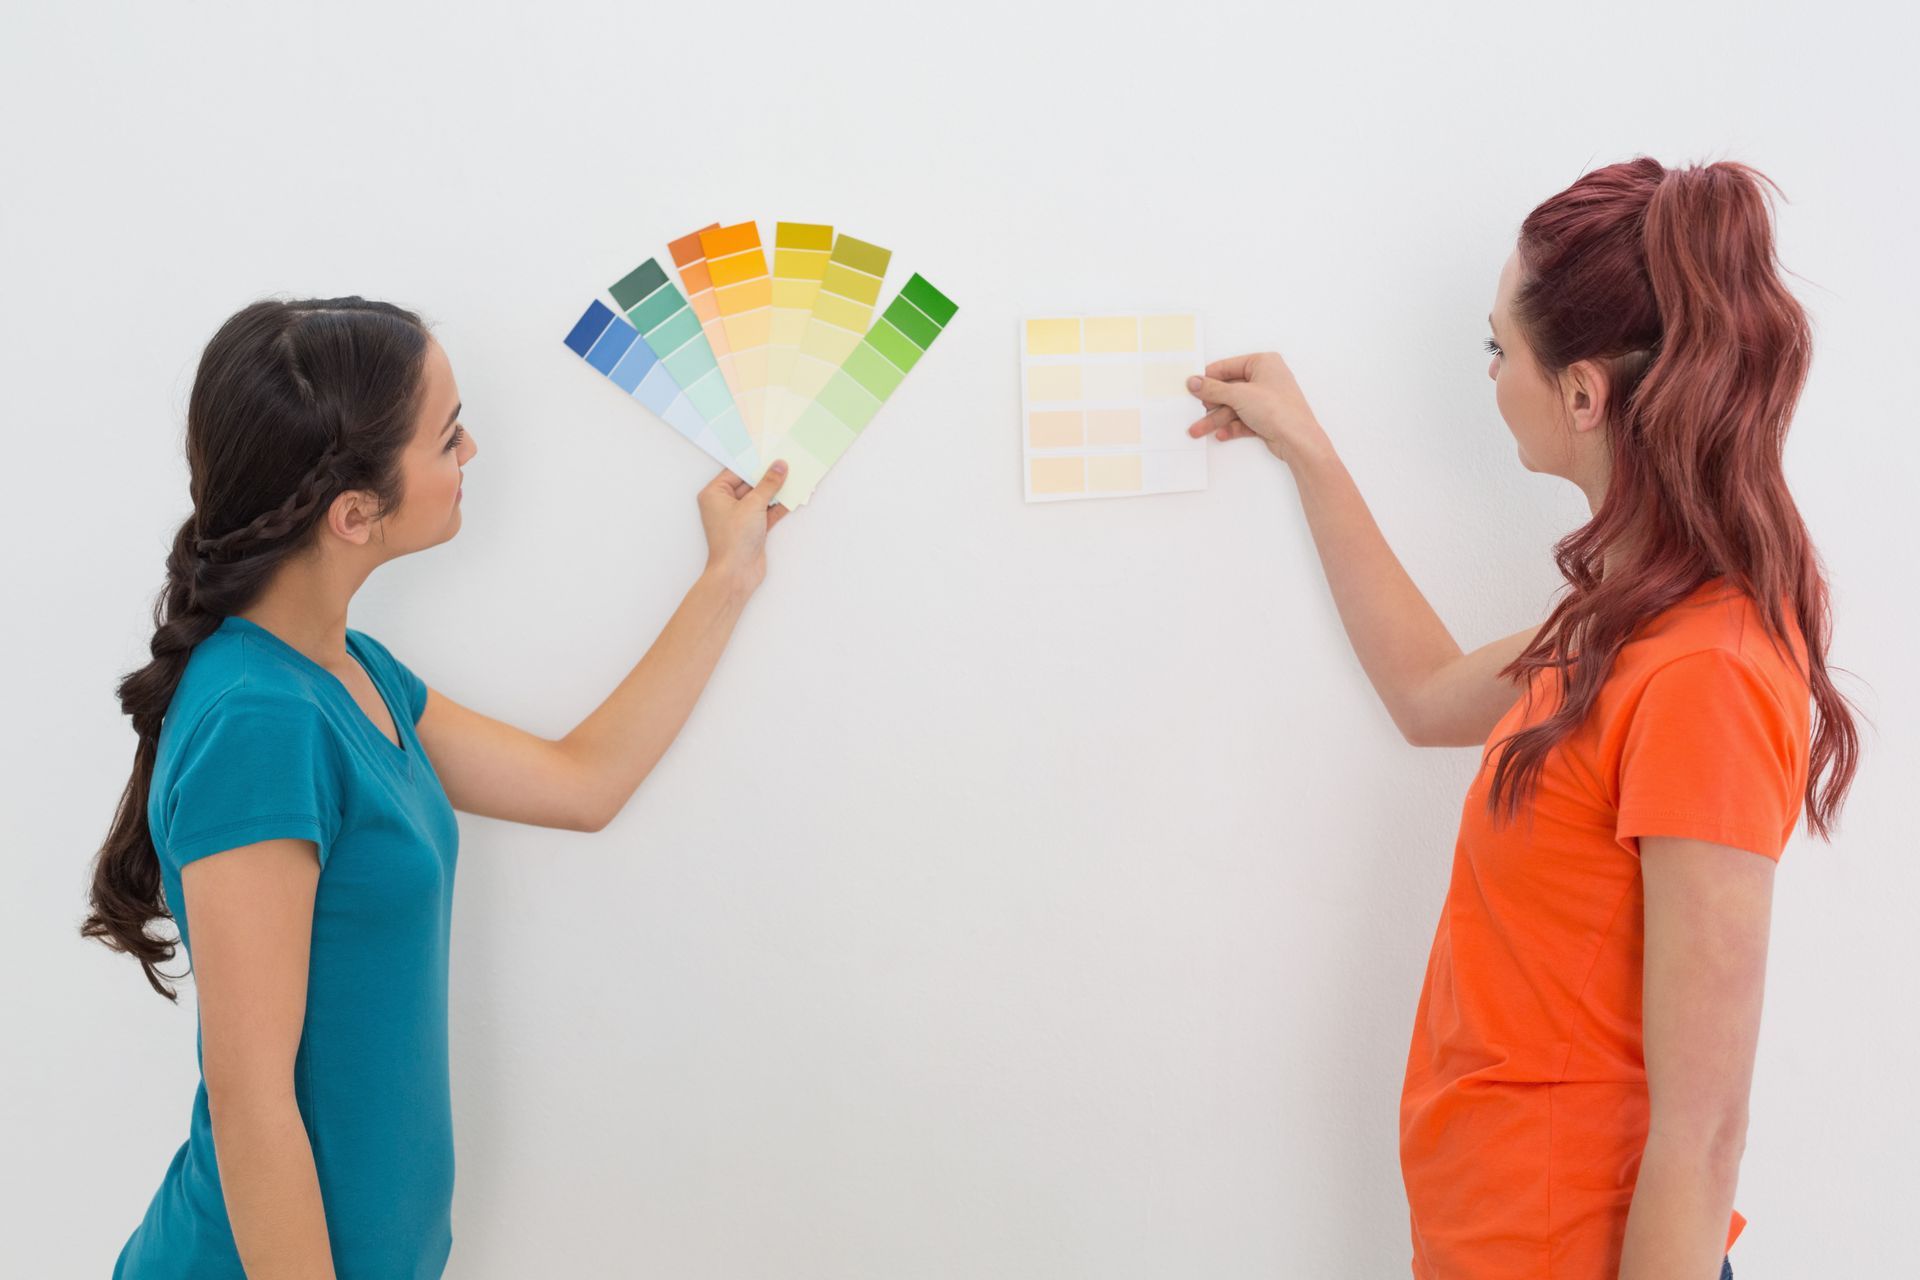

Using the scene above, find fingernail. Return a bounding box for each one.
[1186,375,1201,391]
[771,460,788,473]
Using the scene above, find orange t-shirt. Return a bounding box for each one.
[1399,579,1811,1278]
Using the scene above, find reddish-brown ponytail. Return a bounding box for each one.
[1487,157,1859,839]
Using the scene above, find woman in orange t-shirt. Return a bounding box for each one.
[1185,156,1860,1279]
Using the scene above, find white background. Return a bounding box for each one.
[5,2,1915,1275]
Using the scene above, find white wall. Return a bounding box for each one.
[6,2,1914,1275]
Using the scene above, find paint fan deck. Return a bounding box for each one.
[565,220,955,508]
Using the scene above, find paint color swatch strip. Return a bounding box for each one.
[763,221,835,437]
[667,224,739,406]
[563,298,744,471]
[773,273,957,507]
[781,234,892,412]
[604,257,758,472]
[1020,312,1208,501]
[698,222,774,440]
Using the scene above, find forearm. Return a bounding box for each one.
[208,1090,337,1279]
[1617,1129,1743,1280]
[560,566,754,826]
[1284,444,1464,734]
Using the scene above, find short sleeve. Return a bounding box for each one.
[350,629,428,724]
[1615,648,1804,860]
[161,687,347,869]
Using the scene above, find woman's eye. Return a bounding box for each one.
[1482,337,1502,357]
[444,426,465,451]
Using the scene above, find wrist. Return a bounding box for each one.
[699,559,760,605]
[1280,425,1340,477]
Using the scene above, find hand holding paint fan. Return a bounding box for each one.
[564,221,956,508]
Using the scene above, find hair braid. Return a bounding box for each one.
[84,295,431,998]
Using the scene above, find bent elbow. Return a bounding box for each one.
[1650,1106,1751,1174]
[204,1069,298,1120]
[1396,708,1441,748]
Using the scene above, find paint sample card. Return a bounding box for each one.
[698,222,774,441]
[667,225,738,406]
[564,299,732,470]
[605,258,758,472]
[1019,312,1207,502]
[763,221,834,437]
[780,234,892,416]
[565,221,953,503]
[772,272,957,508]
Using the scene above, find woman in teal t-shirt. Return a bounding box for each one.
[84,296,792,1278]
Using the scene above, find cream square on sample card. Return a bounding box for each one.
[1026,365,1082,402]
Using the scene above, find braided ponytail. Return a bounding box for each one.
[83,296,429,998]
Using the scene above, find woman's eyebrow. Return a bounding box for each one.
[442,402,462,437]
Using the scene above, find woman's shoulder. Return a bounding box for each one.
[163,625,329,752]
[1614,578,1811,709]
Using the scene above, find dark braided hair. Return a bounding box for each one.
[84,296,431,998]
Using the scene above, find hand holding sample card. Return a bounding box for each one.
[564,220,956,508]
[1020,313,1208,501]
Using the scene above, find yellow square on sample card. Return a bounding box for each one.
[1142,314,1197,352]
[1025,318,1081,355]
[1026,365,1083,402]
[1082,316,1139,352]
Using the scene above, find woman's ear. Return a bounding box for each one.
[1562,358,1611,436]
[327,488,382,549]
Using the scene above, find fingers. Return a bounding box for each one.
[1187,374,1248,410]
[708,467,745,493]
[1188,404,1239,438]
[750,460,789,507]
[1204,353,1259,382]
[766,503,790,530]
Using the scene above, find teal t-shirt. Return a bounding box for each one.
[115,614,461,1280]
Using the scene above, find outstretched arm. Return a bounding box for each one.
[416,464,788,833]
[1190,353,1535,746]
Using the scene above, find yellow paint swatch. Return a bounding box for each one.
[1025,318,1080,355]
[1142,314,1196,352]
[1026,365,1082,401]
[1083,316,1139,352]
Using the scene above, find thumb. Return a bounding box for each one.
[1187,374,1245,408]
[751,459,789,505]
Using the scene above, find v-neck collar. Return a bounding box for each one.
[220,614,413,770]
